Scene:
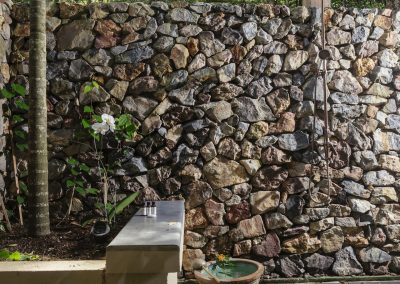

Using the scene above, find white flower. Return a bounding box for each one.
[92,122,109,135]
[101,114,116,132]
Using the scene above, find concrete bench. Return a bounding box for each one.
[106,200,185,284]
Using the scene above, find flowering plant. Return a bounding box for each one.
[212,254,234,276]
[64,82,138,227]
[91,114,116,135]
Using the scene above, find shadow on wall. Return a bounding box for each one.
[5,0,400,280]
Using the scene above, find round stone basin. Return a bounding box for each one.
[194,258,264,284]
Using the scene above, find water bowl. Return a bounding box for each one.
[194,258,264,284]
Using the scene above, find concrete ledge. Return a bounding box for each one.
[0,260,105,284]
[106,201,184,274]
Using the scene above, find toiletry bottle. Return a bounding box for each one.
[143,201,148,216]
[153,201,157,217]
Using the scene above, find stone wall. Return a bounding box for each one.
[0,0,12,210]
[7,1,400,279]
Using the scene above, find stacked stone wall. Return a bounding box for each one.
[7,1,400,279]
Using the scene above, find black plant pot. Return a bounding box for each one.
[90,220,110,239]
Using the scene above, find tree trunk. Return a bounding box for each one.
[28,0,50,236]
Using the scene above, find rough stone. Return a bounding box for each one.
[250,191,280,215]
[204,157,248,189]
[332,247,363,276]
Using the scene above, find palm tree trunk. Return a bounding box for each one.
[28,0,50,236]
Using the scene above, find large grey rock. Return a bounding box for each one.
[283,51,309,71]
[184,181,213,209]
[57,19,95,51]
[232,97,275,122]
[363,170,395,186]
[342,180,371,198]
[169,8,200,23]
[198,31,225,57]
[278,131,309,151]
[373,129,400,153]
[305,253,334,274]
[115,45,154,64]
[329,70,363,95]
[332,247,363,276]
[264,212,293,230]
[359,247,392,263]
[371,66,393,84]
[352,26,370,43]
[327,28,351,46]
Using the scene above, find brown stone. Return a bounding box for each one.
[57,19,95,51]
[204,199,225,226]
[187,37,199,56]
[353,58,375,77]
[204,157,249,189]
[262,146,292,165]
[253,233,281,258]
[237,215,266,238]
[113,63,145,81]
[95,19,121,37]
[170,44,190,69]
[252,165,288,190]
[269,112,295,134]
[183,249,205,271]
[282,233,321,254]
[321,226,344,253]
[374,15,393,30]
[185,207,208,230]
[233,240,252,256]
[250,191,280,214]
[184,181,213,209]
[225,201,251,225]
[59,2,85,19]
[246,121,269,140]
[343,227,369,248]
[95,35,119,49]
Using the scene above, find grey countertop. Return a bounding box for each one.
[107,200,184,251]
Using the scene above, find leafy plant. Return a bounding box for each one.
[0,249,39,261]
[108,192,139,220]
[212,254,235,277]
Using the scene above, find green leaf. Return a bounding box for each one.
[86,187,99,195]
[108,192,139,220]
[93,114,102,123]
[75,180,84,187]
[83,84,93,94]
[66,179,75,188]
[16,143,28,152]
[19,181,28,194]
[71,168,79,176]
[8,251,22,261]
[0,249,10,260]
[81,218,96,227]
[79,163,90,173]
[11,83,26,96]
[14,130,26,139]
[12,114,24,123]
[15,99,29,111]
[75,187,86,197]
[67,158,79,166]
[1,88,14,99]
[81,118,91,129]
[92,81,99,89]
[83,106,93,113]
[16,195,25,205]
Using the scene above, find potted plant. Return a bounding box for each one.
[194,254,264,284]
